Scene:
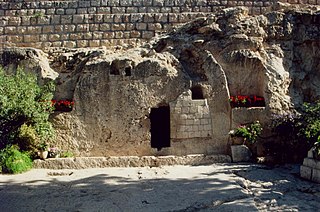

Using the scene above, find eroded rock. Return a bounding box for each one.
[1,7,320,157]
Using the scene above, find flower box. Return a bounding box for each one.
[51,99,74,112]
[229,95,265,108]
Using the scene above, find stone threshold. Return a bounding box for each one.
[33,154,231,169]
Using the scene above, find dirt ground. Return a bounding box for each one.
[0,163,319,212]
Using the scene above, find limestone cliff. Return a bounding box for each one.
[0,6,319,157]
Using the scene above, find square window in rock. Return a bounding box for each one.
[191,85,204,99]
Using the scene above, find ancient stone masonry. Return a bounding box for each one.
[170,91,212,139]
[1,0,320,49]
[300,150,320,183]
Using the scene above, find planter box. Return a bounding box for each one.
[231,145,252,162]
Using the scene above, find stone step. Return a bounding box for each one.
[33,154,231,169]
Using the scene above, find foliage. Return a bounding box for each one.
[60,151,74,158]
[0,145,32,174]
[229,121,262,144]
[271,101,320,161]
[38,142,48,151]
[0,66,55,154]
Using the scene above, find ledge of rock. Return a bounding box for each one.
[33,154,231,169]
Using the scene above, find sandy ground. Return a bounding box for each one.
[0,163,319,212]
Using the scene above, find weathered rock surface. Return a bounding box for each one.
[33,154,231,169]
[0,6,320,157]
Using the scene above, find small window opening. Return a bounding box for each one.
[110,62,120,75]
[191,86,204,99]
[125,67,131,76]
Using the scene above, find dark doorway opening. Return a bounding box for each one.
[125,67,131,76]
[191,85,204,99]
[150,106,170,151]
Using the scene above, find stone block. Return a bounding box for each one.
[189,106,198,114]
[130,31,141,38]
[308,149,314,158]
[88,7,97,14]
[24,35,39,42]
[89,40,100,47]
[7,35,23,43]
[51,15,60,24]
[56,8,65,15]
[93,32,103,39]
[100,23,111,31]
[300,165,312,180]
[103,32,115,39]
[8,17,20,26]
[112,7,126,13]
[39,34,48,42]
[115,31,124,38]
[61,15,72,24]
[43,26,54,33]
[77,8,87,14]
[312,168,320,183]
[109,0,120,6]
[5,27,16,34]
[104,14,114,23]
[155,14,168,23]
[63,41,76,48]
[97,7,111,14]
[48,34,60,42]
[136,23,147,30]
[64,25,76,32]
[231,145,252,162]
[316,160,320,170]
[29,26,42,34]
[112,24,126,31]
[193,125,199,131]
[70,33,83,40]
[17,26,26,34]
[144,14,155,23]
[83,32,93,39]
[114,14,123,23]
[66,9,76,15]
[186,119,194,125]
[77,40,88,48]
[303,158,317,168]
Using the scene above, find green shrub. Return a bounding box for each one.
[0,66,55,154]
[0,145,32,174]
[271,101,320,162]
[60,151,74,158]
[229,121,262,144]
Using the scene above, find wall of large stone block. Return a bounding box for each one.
[1,0,319,49]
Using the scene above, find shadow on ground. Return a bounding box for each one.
[0,164,319,212]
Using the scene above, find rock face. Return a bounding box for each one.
[0,6,320,157]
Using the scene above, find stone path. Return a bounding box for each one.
[0,163,319,212]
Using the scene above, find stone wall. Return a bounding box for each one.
[1,0,320,49]
[300,149,320,183]
[170,91,212,139]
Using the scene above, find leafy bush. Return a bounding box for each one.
[229,121,262,144]
[0,145,32,174]
[271,101,320,162]
[0,66,55,154]
[60,151,74,158]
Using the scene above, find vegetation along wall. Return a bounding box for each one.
[1,0,320,49]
